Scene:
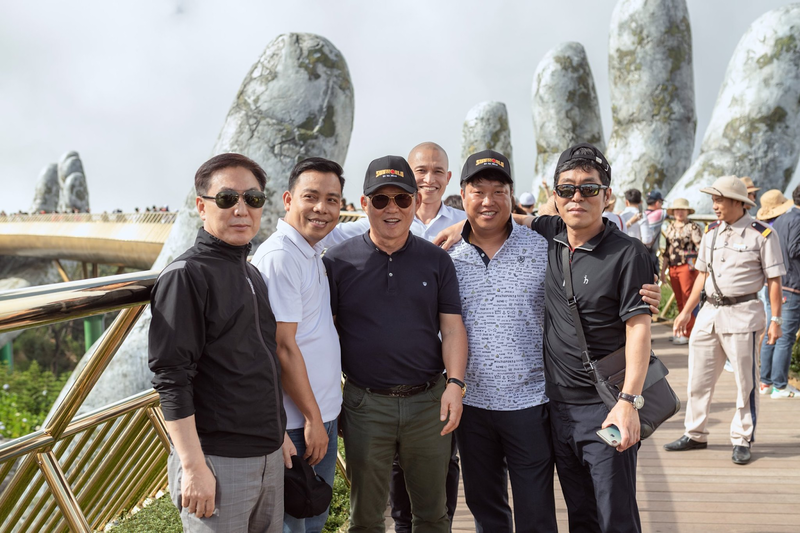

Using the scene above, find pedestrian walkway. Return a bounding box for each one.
[388,322,800,532]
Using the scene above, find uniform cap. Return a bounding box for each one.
[700,176,756,207]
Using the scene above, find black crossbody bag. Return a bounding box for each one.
[561,246,680,439]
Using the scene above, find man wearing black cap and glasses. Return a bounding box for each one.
[528,143,653,532]
[323,155,468,533]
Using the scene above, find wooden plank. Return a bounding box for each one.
[384,323,800,532]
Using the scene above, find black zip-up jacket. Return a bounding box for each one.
[149,228,286,457]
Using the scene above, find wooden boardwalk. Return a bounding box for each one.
[388,322,800,532]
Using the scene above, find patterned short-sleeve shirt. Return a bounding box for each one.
[448,221,548,411]
[664,220,703,268]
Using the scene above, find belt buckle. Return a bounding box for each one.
[712,293,723,307]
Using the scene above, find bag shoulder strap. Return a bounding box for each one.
[707,226,723,299]
[561,246,594,374]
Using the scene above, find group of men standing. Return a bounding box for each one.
[149,141,666,533]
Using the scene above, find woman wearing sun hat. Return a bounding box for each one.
[661,198,703,344]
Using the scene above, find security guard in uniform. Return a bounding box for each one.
[664,176,785,465]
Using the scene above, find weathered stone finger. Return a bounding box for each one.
[667,4,800,214]
[606,0,696,195]
[30,164,59,213]
[461,101,513,179]
[531,42,604,204]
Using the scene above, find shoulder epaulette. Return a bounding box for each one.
[705,221,721,233]
[750,220,772,238]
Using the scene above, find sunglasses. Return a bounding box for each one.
[554,184,608,198]
[201,190,267,209]
[369,193,414,210]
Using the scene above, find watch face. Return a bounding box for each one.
[634,396,645,410]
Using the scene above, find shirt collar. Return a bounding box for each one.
[276,219,324,258]
[720,212,752,235]
[553,219,614,252]
[460,216,514,243]
[362,230,413,255]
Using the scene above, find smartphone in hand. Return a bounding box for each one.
[596,425,622,447]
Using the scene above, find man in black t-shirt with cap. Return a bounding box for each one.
[529,143,654,533]
[324,155,468,533]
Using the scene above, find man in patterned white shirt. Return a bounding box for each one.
[448,149,556,532]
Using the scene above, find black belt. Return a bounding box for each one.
[710,292,758,307]
[349,375,442,398]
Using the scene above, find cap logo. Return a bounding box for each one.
[375,169,404,178]
[475,158,504,168]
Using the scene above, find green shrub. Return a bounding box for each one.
[0,362,68,439]
[659,283,678,320]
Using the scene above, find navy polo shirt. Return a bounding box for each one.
[323,231,462,389]
[531,216,654,404]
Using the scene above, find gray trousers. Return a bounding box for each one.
[168,447,284,533]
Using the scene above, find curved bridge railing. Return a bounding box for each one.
[0,271,165,532]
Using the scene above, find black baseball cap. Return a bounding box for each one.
[363,155,417,196]
[646,190,664,204]
[555,143,611,181]
[460,150,512,185]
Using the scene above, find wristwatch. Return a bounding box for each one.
[446,378,467,398]
[771,316,784,326]
[617,391,645,410]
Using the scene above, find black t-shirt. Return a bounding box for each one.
[531,216,654,404]
[323,231,462,389]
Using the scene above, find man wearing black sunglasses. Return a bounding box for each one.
[324,155,468,533]
[527,143,653,532]
[149,153,287,532]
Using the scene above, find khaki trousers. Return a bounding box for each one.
[684,328,762,447]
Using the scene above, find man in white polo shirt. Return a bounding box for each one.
[252,157,345,533]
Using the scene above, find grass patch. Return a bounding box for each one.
[659,282,678,320]
[109,438,351,532]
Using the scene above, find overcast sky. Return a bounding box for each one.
[0,0,796,214]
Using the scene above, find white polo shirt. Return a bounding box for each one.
[322,202,467,245]
[252,219,342,429]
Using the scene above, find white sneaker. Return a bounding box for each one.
[724,360,734,373]
[672,336,689,345]
[770,385,799,399]
[759,383,774,395]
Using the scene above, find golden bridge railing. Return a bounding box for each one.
[0,270,165,532]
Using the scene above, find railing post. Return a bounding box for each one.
[0,342,12,372]
[83,315,105,351]
[37,450,91,532]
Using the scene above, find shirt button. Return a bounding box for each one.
[389,258,392,262]
[389,273,393,277]
[481,253,485,257]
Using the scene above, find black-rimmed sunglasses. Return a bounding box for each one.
[554,184,608,198]
[201,190,267,209]
[370,193,414,210]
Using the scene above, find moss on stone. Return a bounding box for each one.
[319,103,336,138]
[756,35,797,68]
[644,164,666,190]
[553,55,575,71]
[489,114,509,149]
[722,106,788,145]
[695,158,727,181]
[651,84,677,123]
[299,42,351,92]
[785,166,795,183]
[614,49,641,85]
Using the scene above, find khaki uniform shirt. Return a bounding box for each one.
[694,212,785,334]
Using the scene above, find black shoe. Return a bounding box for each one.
[663,435,708,451]
[732,445,751,465]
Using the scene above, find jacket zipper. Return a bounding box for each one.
[242,258,284,445]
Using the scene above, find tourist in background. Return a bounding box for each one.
[602,192,625,232]
[620,189,645,241]
[756,188,800,399]
[660,198,703,345]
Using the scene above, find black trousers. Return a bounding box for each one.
[389,436,459,532]
[549,401,641,533]
[453,403,556,533]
